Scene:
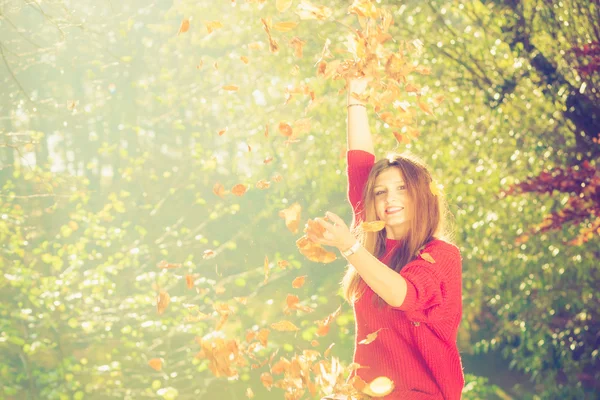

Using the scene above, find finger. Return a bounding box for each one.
[316,217,335,232]
[325,212,346,228]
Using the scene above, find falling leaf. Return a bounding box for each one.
[213,183,226,198]
[246,388,254,398]
[240,56,250,64]
[218,127,228,136]
[405,83,420,93]
[257,328,270,346]
[264,255,270,284]
[67,100,77,110]
[359,328,384,345]
[276,0,293,12]
[420,252,435,263]
[260,18,279,53]
[156,290,170,315]
[261,372,274,390]
[292,275,306,288]
[433,94,445,106]
[248,42,263,50]
[256,179,271,189]
[185,275,195,289]
[414,65,432,75]
[247,144,252,152]
[279,203,302,234]
[293,118,311,135]
[278,122,293,137]
[273,21,298,32]
[204,20,223,34]
[272,173,283,182]
[361,220,386,232]
[231,184,247,196]
[350,375,367,392]
[148,358,162,371]
[316,305,341,336]
[418,99,434,116]
[348,0,379,17]
[363,376,395,397]
[289,37,306,58]
[157,260,182,269]
[295,1,332,20]
[277,260,290,268]
[296,235,336,263]
[234,296,248,305]
[284,294,314,314]
[222,85,239,92]
[196,60,204,69]
[311,339,319,346]
[264,124,269,137]
[393,131,411,144]
[270,320,300,332]
[264,156,274,164]
[429,181,443,197]
[215,286,226,294]
[213,61,219,70]
[177,18,190,35]
[203,249,216,259]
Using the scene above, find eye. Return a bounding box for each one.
[375,190,385,196]
[398,185,406,190]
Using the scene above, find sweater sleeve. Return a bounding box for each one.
[393,243,462,324]
[347,150,375,219]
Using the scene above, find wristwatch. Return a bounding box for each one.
[341,241,361,257]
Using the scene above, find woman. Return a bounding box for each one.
[307,77,464,400]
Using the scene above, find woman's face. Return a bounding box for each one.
[373,167,413,232]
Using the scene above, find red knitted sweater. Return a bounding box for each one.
[346,150,464,400]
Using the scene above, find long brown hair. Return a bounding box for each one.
[341,152,451,306]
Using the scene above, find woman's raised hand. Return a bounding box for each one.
[346,75,372,103]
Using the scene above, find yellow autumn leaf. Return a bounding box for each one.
[276,0,293,12]
[421,252,435,263]
[359,328,384,345]
[295,1,332,20]
[363,376,395,397]
[204,20,223,34]
[222,85,239,92]
[272,21,298,32]
[361,220,386,232]
[270,320,300,331]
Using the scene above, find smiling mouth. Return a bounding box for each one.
[385,207,404,215]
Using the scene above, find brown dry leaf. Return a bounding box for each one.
[289,37,306,58]
[279,203,302,234]
[361,220,386,232]
[292,275,306,288]
[420,252,435,263]
[204,20,223,34]
[231,184,247,196]
[363,376,395,397]
[277,260,290,269]
[296,235,337,264]
[264,156,274,164]
[359,328,384,345]
[273,21,298,32]
[285,293,314,314]
[185,274,195,289]
[316,305,341,336]
[195,337,245,378]
[177,18,190,35]
[256,179,271,189]
[156,290,170,315]
[261,372,274,390]
[271,320,300,332]
[218,127,228,136]
[260,18,279,53]
[203,249,216,259]
[148,358,162,371]
[276,0,293,12]
[222,85,239,92]
[295,1,333,20]
[264,255,270,284]
[246,387,254,398]
[278,122,293,137]
[304,218,327,239]
[157,260,182,269]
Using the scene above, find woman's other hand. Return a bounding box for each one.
[306,211,357,252]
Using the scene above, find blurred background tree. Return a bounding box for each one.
[1,0,598,399]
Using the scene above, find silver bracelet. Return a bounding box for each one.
[347,103,366,109]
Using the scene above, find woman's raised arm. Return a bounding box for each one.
[346,77,375,155]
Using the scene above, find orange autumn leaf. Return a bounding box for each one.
[177,18,190,35]
[256,179,271,189]
[296,235,336,263]
[393,131,411,144]
[148,358,162,371]
[264,124,269,137]
[234,296,248,305]
[350,375,367,392]
[240,55,250,64]
[414,65,432,75]
[157,260,182,269]
[213,182,226,198]
[418,99,434,116]
[185,274,195,289]
[231,184,247,196]
[247,144,252,152]
[284,294,314,314]
[260,372,274,390]
[272,21,298,32]
[272,173,283,182]
[361,220,386,232]
[278,121,293,137]
[433,94,445,106]
[279,202,302,234]
[289,37,306,58]
[276,0,293,12]
[359,328,384,345]
[203,249,216,259]
[420,252,435,263]
[316,304,341,336]
[156,290,170,315]
[260,18,280,53]
[218,127,228,136]
[270,320,300,332]
[304,218,327,239]
[324,342,335,358]
[264,155,274,164]
[204,20,223,34]
[222,85,239,92]
[277,260,290,268]
[292,275,306,288]
[311,339,319,346]
[348,0,379,18]
[257,328,270,346]
[264,255,270,284]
